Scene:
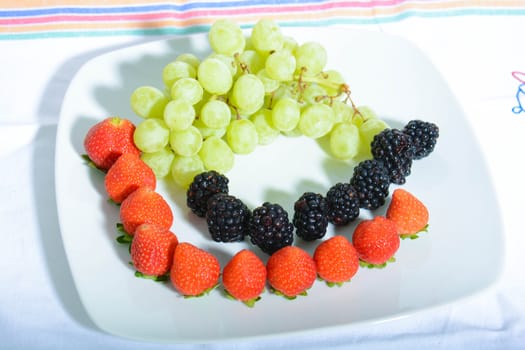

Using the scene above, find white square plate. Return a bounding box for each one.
[55,27,504,343]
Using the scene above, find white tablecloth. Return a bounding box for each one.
[1,12,524,349]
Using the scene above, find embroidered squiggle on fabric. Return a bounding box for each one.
[512,71,525,114]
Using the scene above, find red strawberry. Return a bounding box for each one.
[83,116,140,171]
[314,235,359,286]
[222,249,267,306]
[266,246,317,298]
[130,223,178,277]
[119,186,173,235]
[170,242,220,297]
[104,153,156,203]
[386,188,429,238]
[352,216,400,268]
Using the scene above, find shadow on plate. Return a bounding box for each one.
[33,37,172,332]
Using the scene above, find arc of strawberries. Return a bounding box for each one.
[83,116,430,307]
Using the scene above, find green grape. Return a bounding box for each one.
[230,73,265,116]
[265,50,296,82]
[359,118,389,157]
[357,105,378,122]
[332,100,354,124]
[250,108,280,145]
[302,83,328,105]
[170,154,204,188]
[256,69,280,94]
[236,50,265,75]
[282,126,303,138]
[295,41,327,77]
[170,77,203,105]
[162,60,196,90]
[133,118,170,153]
[226,118,259,154]
[271,97,300,132]
[193,90,211,116]
[200,99,231,129]
[329,122,360,160]
[282,35,298,54]
[130,86,169,119]
[164,99,195,131]
[299,103,335,139]
[208,19,245,56]
[175,53,201,70]
[193,119,227,139]
[266,84,294,108]
[250,19,283,53]
[208,53,238,76]
[197,58,233,95]
[198,136,234,173]
[141,147,175,178]
[169,125,203,156]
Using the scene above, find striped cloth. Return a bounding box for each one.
[2,0,525,40]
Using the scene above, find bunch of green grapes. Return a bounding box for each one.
[130,19,389,188]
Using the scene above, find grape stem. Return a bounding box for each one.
[234,53,250,74]
[294,68,364,122]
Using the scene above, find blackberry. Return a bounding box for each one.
[206,194,250,242]
[293,192,329,241]
[350,159,390,210]
[249,202,294,255]
[402,120,439,159]
[187,171,229,217]
[371,128,415,184]
[326,183,360,225]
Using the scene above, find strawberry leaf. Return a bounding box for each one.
[116,233,133,244]
[325,281,346,287]
[134,271,169,282]
[81,154,106,173]
[243,296,261,308]
[271,288,310,299]
[359,256,396,269]
[223,288,262,307]
[183,283,219,298]
[107,197,120,206]
[400,224,429,240]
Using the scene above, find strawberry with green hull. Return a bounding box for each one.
[266,246,317,299]
[170,243,220,297]
[104,153,156,204]
[386,188,429,239]
[130,223,178,279]
[119,186,173,235]
[314,235,359,286]
[83,116,140,171]
[352,216,400,268]
[222,249,267,307]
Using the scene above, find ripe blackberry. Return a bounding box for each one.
[326,183,360,225]
[206,194,250,242]
[249,202,294,255]
[187,171,229,217]
[403,120,439,159]
[350,159,390,210]
[371,128,415,184]
[293,192,329,241]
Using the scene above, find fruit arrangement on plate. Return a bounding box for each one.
[82,19,439,307]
